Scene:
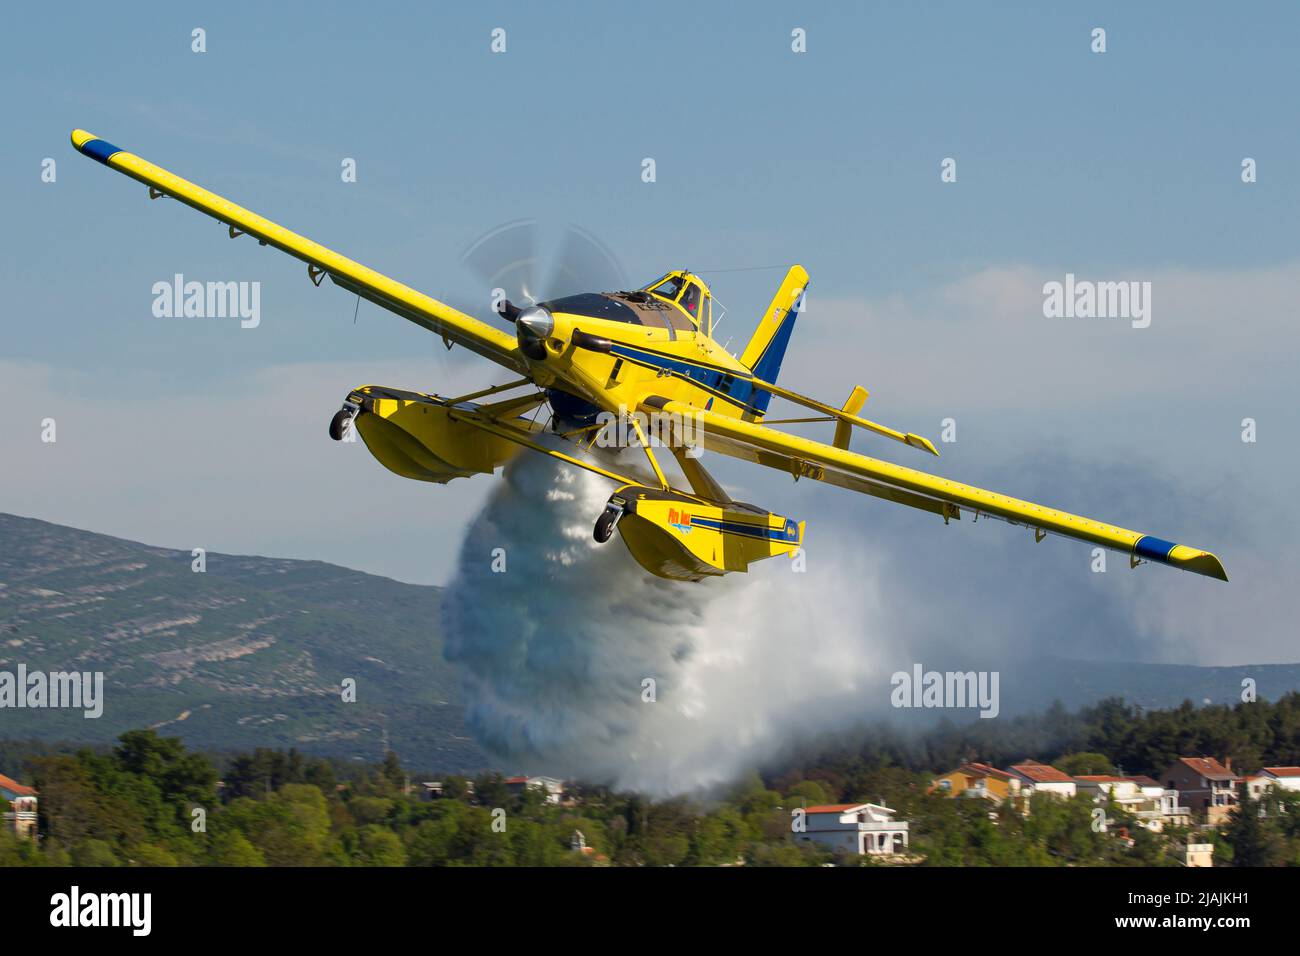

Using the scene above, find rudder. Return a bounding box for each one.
[739,265,808,412]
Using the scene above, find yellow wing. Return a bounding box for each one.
[642,396,1228,581]
[70,129,524,372]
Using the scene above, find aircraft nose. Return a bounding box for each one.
[516,306,554,340]
[515,305,555,360]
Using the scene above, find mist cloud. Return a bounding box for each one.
[441,452,898,795]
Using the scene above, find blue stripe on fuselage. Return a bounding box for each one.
[609,343,759,414]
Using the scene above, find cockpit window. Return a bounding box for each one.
[649,276,683,301]
[679,282,701,320]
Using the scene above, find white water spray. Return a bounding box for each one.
[441,452,893,796]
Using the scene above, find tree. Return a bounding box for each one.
[223,784,332,866]
[356,825,407,866]
[785,780,832,807]
[380,751,405,793]
[687,808,743,865]
[407,814,457,867]
[473,772,511,810]
[71,838,121,867]
[0,827,41,866]
[130,843,179,867]
[30,754,132,848]
[210,830,266,866]
[439,775,471,801]
[347,796,395,827]
[114,729,218,811]
[1225,783,1283,867]
[1054,752,1117,777]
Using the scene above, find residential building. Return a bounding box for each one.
[1075,775,1190,831]
[1243,774,1273,802]
[1006,759,1076,798]
[419,779,475,800]
[1183,843,1215,867]
[1159,757,1240,825]
[1133,777,1193,830]
[932,763,1021,802]
[1260,767,1300,793]
[797,803,909,856]
[505,775,565,805]
[1075,775,1146,810]
[0,773,38,840]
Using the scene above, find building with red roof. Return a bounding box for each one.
[1159,757,1240,824]
[1260,767,1300,793]
[931,762,1021,802]
[1006,760,1077,798]
[0,773,38,840]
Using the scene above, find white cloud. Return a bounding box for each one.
[791,260,1300,416]
[0,358,501,584]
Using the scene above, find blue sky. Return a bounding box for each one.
[3,1,1298,668]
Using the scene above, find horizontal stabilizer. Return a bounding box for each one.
[751,376,939,457]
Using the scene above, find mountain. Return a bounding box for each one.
[998,658,1300,715]
[0,512,486,773]
[2,512,1297,775]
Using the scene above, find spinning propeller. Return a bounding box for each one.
[458,220,626,360]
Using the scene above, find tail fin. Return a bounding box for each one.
[739,265,808,412]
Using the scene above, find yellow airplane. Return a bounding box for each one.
[70,129,1227,583]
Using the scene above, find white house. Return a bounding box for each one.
[1243,774,1272,801]
[1261,767,1300,793]
[1075,775,1190,831]
[797,803,909,857]
[1074,775,1144,803]
[1006,760,1077,798]
[1126,775,1192,830]
[506,775,565,804]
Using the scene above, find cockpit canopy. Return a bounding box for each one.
[538,271,713,336]
[643,271,712,332]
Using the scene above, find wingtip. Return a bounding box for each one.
[69,130,125,166]
[1170,546,1229,582]
[1135,536,1228,581]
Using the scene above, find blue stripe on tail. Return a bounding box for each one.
[749,286,805,414]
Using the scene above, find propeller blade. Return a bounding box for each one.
[545,224,627,299]
[458,219,538,318]
[456,221,625,334]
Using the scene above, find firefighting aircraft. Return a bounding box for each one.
[70,129,1227,583]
